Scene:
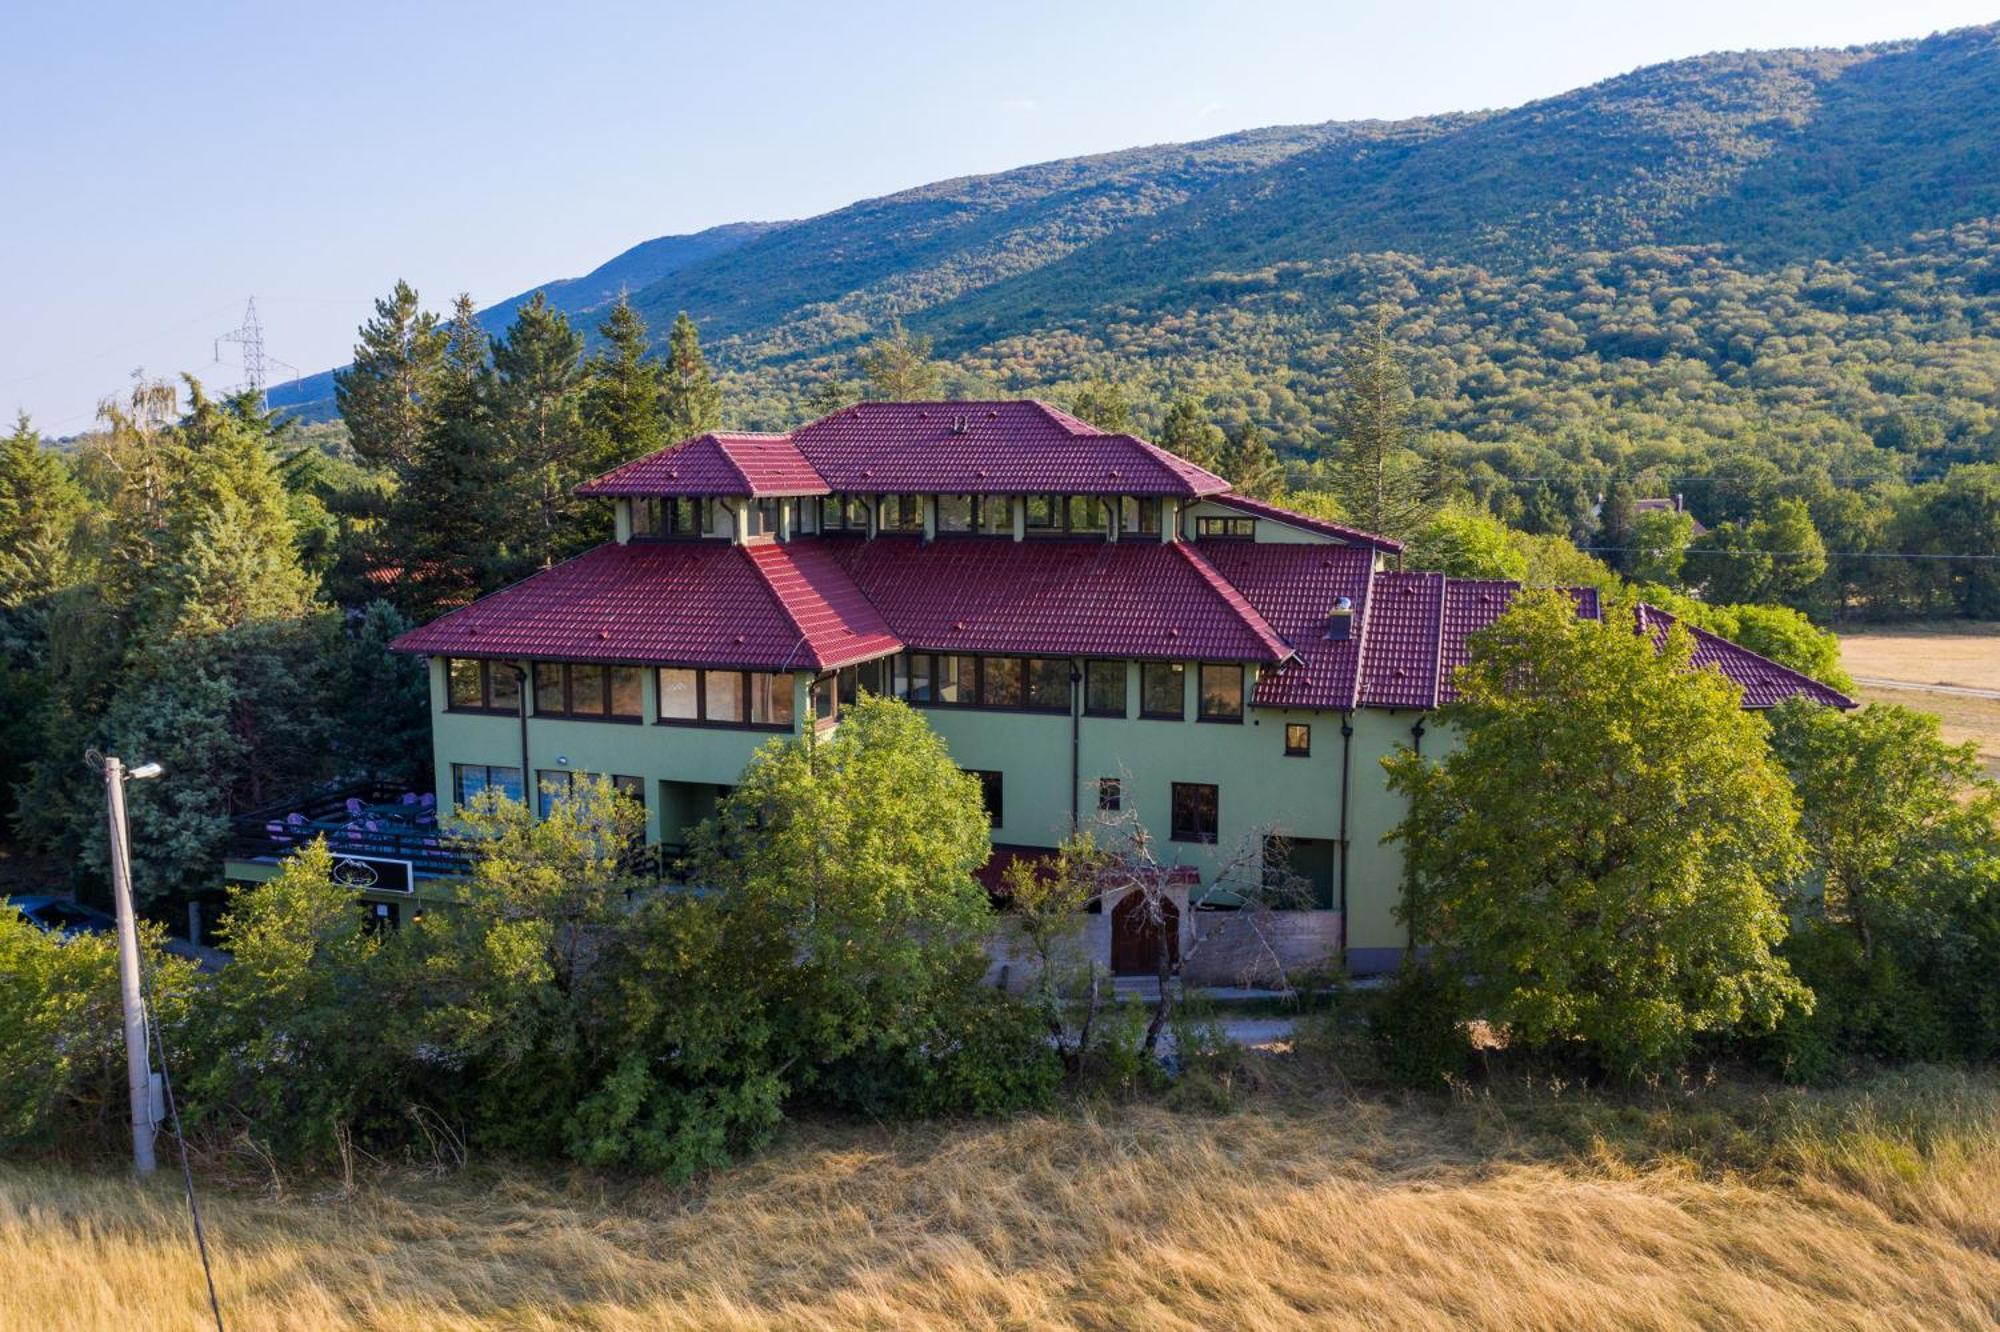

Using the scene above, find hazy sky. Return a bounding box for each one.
[4,1,1995,434]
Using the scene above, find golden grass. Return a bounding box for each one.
[6,1070,2000,1331]
[1837,622,2000,692]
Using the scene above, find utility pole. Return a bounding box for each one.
[100,753,163,1176]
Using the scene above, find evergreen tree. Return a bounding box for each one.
[1065,378,1134,432]
[1329,309,1428,542]
[402,294,516,609]
[859,321,942,401]
[0,414,88,610]
[334,280,444,474]
[487,293,588,569]
[583,296,669,469]
[1220,421,1284,499]
[660,311,723,440]
[1157,395,1224,473]
[1598,477,1640,573]
[804,376,859,417]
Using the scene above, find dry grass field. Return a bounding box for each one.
[4,1068,1999,1331]
[1838,622,2000,776]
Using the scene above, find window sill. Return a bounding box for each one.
[654,718,792,733]
[532,713,643,725]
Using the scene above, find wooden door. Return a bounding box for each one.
[1111,890,1180,976]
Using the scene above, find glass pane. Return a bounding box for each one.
[571,664,608,716]
[1286,723,1310,755]
[452,763,481,804]
[937,494,972,532]
[812,673,836,721]
[750,673,795,725]
[491,766,523,802]
[903,653,933,702]
[658,668,699,720]
[1098,778,1121,811]
[1142,661,1184,716]
[1028,658,1069,711]
[982,495,1011,534]
[536,769,570,819]
[705,670,745,723]
[981,657,1023,707]
[1200,663,1243,718]
[487,664,520,711]
[670,498,699,535]
[448,659,482,709]
[935,655,964,704]
[609,666,643,718]
[1173,783,1217,842]
[533,661,565,715]
[613,775,645,807]
[838,666,857,705]
[1085,661,1126,716]
[1069,496,1107,532]
[1025,495,1058,529]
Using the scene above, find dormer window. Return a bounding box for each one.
[1196,516,1255,540]
[633,497,711,540]
[820,495,870,532]
[1122,497,1161,536]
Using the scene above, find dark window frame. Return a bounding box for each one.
[533,661,643,723]
[1121,496,1163,537]
[1170,781,1219,844]
[1139,660,1186,720]
[1195,516,1256,540]
[1084,660,1128,717]
[880,493,924,533]
[655,667,796,731]
[1197,663,1245,723]
[894,652,1070,715]
[452,762,523,807]
[631,496,713,541]
[444,657,522,715]
[1284,723,1311,757]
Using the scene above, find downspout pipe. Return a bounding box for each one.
[1069,659,1082,833]
[1337,712,1354,961]
[513,663,532,820]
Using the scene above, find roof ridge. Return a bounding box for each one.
[741,542,825,671]
[1635,602,1855,706]
[1171,542,1293,662]
[1426,573,1448,709]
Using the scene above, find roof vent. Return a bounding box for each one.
[1167,627,1181,638]
[977,468,991,478]
[1324,596,1354,641]
[986,409,999,418]
[952,619,968,631]
[597,630,610,640]
[734,635,746,645]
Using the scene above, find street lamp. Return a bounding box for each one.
[97,753,163,1176]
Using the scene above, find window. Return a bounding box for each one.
[1196,516,1256,540]
[881,494,923,533]
[1027,658,1070,711]
[1024,494,1060,532]
[658,668,794,728]
[1198,663,1244,721]
[812,672,837,723]
[935,654,975,704]
[1084,661,1127,717]
[966,770,1003,827]
[536,769,645,819]
[1098,777,1122,812]
[980,494,1012,534]
[1067,495,1108,533]
[1284,723,1311,757]
[1122,496,1161,537]
[446,658,521,713]
[896,651,934,703]
[936,494,973,533]
[754,498,787,536]
[1140,661,1185,719]
[633,497,711,539]
[453,763,523,806]
[1171,782,1218,844]
[532,662,640,721]
[980,656,1023,708]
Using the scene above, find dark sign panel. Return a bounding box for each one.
[328,854,415,895]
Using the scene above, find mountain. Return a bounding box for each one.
[285,23,2000,473]
[266,221,784,417]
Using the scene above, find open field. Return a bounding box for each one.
[4,1068,1999,1331]
[1839,622,2000,776]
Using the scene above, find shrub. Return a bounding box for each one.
[1369,962,1471,1089]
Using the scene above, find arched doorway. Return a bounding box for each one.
[1111,890,1180,976]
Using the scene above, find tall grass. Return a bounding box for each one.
[4,1068,1999,1330]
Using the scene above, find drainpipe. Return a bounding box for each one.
[1407,712,1427,951]
[1337,711,1354,959]
[513,664,532,821]
[1069,659,1083,833]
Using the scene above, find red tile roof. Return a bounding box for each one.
[578,433,828,497]
[1635,604,1854,709]
[1359,572,1447,709]
[1206,494,1406,553]
[827,536,1292,662]
[1201,543,1377,709]
[387,541,893,672]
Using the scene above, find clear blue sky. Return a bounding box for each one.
[4,0,1995,434]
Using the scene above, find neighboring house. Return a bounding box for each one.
[225,401,1847,976]
[1634,494,1708,536]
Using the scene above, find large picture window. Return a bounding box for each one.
[453,763,523,806]
[533,662,642,721]
[657,668,795,729]
[1198,663,1244,722]
[536,769,645,819]
[1171,782,1218,844]
[445,658,520,714]
[1140,661,1185,719]
[894,654,1070,713]
[1084,661,1127,717]
[632,496,711,539]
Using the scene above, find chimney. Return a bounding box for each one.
[1674,492,1685,513]
[950,415,969,435]
[1324,596,1354,641]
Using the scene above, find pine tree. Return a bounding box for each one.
[1330,309,1428,542]
[660,311,723,440]
[583,296,669,469]
[335,280,445,475]
[1065,378,1134,432]
[0,414,88,610]
[859,321,942,401]
[402,294,517,608]
[1598,477,1640,573]
[1158,396,1224,473]
[488,292,588,569]
[1220,421,1284,499]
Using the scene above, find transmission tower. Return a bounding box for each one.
[213,297,299,407]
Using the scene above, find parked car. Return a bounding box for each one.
[6,894,118,939]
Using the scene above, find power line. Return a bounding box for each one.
[142,958,225,1332]
[1578,546,2000,561]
